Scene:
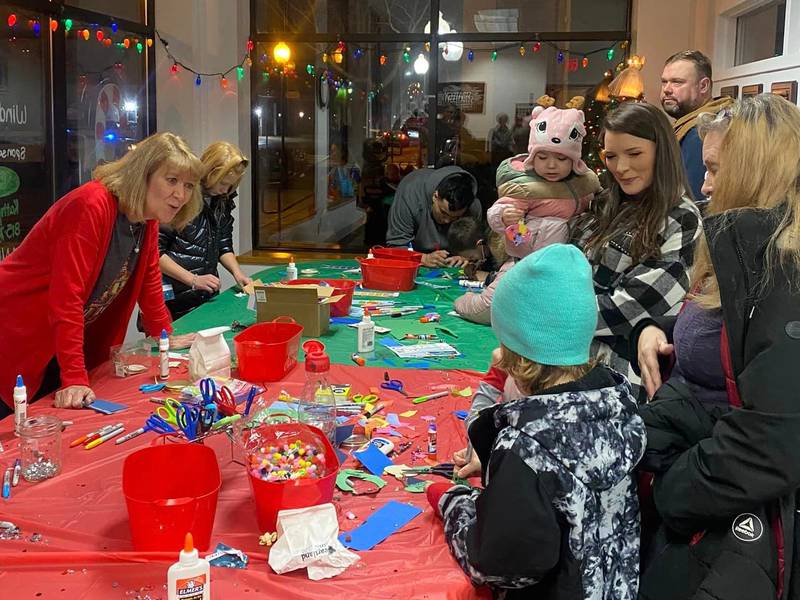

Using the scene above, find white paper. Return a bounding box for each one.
[385,342,460,359]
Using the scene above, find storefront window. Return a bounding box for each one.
[0,4,51,259]
[65,0,144,25]
[63,22,149,194]
[253,1,630,253]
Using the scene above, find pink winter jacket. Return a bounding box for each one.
[487,156,601,259]
[453,259,515,325]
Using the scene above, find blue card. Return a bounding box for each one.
[339,500,423,551]
[87,399,128,415]
[335,424,355,445]
[353,441,393,475]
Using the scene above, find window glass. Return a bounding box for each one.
[735,0,785,66]
[65,0,144,25]
[0,5,51,258]
[63,22,149,195]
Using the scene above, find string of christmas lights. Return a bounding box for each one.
[155,30,253,88]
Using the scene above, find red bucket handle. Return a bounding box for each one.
[271,316,297,324]
[370,245,386,251]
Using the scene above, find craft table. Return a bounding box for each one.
[171,260,498,373]
[0,360,491,600]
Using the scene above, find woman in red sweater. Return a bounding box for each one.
[0,132,202,414]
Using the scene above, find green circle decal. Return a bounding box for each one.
[0,167,20,199]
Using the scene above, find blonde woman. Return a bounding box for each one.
[0,132,202,412]
[158,141,250,319]
[633,94,800,599]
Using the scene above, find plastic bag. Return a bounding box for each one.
[267,503,360,580]
[188,326,231,380]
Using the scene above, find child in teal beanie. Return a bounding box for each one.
[429,244,646,600]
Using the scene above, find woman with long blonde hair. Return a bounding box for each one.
[158,141,250,319]
[0,132,202,413]
[633,93,800,599]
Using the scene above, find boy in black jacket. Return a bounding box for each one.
[427,244,647,600]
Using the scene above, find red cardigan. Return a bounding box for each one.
[0,180,172,407]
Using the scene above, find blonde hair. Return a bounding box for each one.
[487,230,509,263]
[691,94,800,309]
[93,132,203,229]
[497,345,593,396]
[201,141,249,191]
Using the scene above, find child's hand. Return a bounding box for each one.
[453,447,481,478]
[501,206,524,227]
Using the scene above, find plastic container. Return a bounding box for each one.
[297,340,336,444]
[234,317,304,382]
[19,415,62,482]
[285,278,357,317]
[370,245,423,264]
[122,443,221,552]
[357,257,420,291]
[243,423,339,532]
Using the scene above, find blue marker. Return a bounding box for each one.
[244,386,257,417]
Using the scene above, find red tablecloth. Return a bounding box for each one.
[0,361,492,600]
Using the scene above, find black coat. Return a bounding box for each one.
[159,192,236,319]
[635,207,800,600]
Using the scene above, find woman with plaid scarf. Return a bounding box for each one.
[571,102,702,400]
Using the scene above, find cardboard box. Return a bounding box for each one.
[253,284,343,338]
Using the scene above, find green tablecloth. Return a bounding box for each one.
[172,260,497,373]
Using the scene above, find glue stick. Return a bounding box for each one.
[158,329,170,381]
[13,374,26,436]
[167,532,210,600]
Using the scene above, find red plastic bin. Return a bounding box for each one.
[234,318,303,382]
[286,278,357,317]
[357,257,419,291]
[370,245,423,264]
[122,443,221,552]
[244,423,339,532]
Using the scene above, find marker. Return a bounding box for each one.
[351,353,365,366]
[364,402,386,418]
[11,459,20,487]
[69,422,123,448]
[115,426,148,445]
[244,386,257,417]
[85,425,125,449]
[412,390,450,405]
[2,469,10,499]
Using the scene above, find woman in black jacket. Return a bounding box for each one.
[158,141,251,320]
[631,94,800,599]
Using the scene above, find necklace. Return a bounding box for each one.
[129,223,143,253]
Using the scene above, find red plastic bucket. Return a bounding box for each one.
[370,245,423,264]
[358,257,419,291]
[244,423,339,532]
[234,318,303,382]
[122,443,221,552]
[286,278,357,317]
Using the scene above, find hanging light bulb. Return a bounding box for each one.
[7,14,16,27]
[533,42,541,53]
[237,66,245,81]
[32,21,40,36]
[82,29,90,41]
[136,41,143,53]
[413,53,429,75]
[467,49,474,62]
[353,47,364,60]
[519,44,526,56]
[96,30,104,41]
[322,52,328,63]
[147,38,153,48]
[170,62,179,74]
[491,50,498,62]
[379,54,387,66]
[221,76,229,89]
[582,56,589,68]
[103,38,111,47]
[111,22,118,33]
[50,19,58,32]
[607,47,615,61]
[195,74,202,86]
[273,41,291,64]
[64,18,72,32]
[557,51,564,64]
[123,38,130,48]
[402,48,410,63]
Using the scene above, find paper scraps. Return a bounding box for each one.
[207,543,248,569]
[399,410,417,418]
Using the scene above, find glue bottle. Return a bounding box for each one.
[158,329,170,381]
[367,248,375,260]
[13,374,26,436]
[357,309,375,353]
[167,532,210,600]
[286,255,298,281]
[427,419,437,460]
[298,340,337,444]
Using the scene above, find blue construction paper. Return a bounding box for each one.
[353,442,394,475]
[406,362,431,369]
[453,410,468,420]
[386,413,400,426]
[382,358,397,367]
[331,316,360,325]
[335,447,348,465]
[339,500,423,551]
[422,269,443,278]
[87,399,129,415]
[380,337,401,347]
[335,424,355,445]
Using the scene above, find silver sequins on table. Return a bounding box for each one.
[22,459,59,482]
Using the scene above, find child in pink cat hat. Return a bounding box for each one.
[487,105,602,258]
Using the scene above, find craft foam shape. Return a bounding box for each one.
[353,441,394,475]
[339,500,423,551]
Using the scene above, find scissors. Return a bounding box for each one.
[215,385,237,417]
[351,393,379,404]
[401,463,457,479]
[155,399,200,440]
[380,379,408,397]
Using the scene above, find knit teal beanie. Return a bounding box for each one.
[490,244,597,366]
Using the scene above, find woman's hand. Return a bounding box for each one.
[193,274,220,293]
[501,206,524,227]
[235,273,253,288]
[453,446,481,478]
[54,385,95,409]
[169,333,196,350]
[638,325,674,398]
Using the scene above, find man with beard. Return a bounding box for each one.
[660,50,733,205]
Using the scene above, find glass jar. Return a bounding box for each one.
[18,416,63,482]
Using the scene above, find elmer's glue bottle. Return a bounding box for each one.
[159,329,170,381]
[356,309,375,353]
[13,375,26,436]
[168,533,210,600]
[286,255,298,281]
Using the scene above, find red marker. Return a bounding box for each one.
[351,353,365,366]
